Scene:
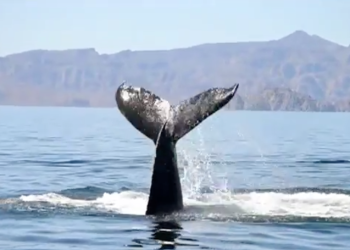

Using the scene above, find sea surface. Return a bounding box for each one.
[1,106,350,250]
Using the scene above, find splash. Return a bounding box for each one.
[178,127,220,199]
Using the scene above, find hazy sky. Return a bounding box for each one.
[1,0,349,56]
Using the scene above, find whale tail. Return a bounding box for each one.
[115,82,239,143]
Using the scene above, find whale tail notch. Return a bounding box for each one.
[115,83,239,143]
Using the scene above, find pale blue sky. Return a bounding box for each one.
[1,0,349,56]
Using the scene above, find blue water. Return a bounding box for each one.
[1,106,350,250]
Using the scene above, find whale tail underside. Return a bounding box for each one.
[115,83,239,143]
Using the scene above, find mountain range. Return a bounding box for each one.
[1,30,350,111]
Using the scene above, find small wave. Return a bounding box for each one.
[10,158,118,167]
[2,187,350,223]
[9,157,151,168]
[58,186,114,200]
[232,187,350,195]
[296,159,350,164]
[29,159,89,165]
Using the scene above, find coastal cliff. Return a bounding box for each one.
[1,30,349,111]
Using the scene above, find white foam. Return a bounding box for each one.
[228,191,350,218]
[18,189,350,218]
[19,191,149,215]
[20,193,93,207]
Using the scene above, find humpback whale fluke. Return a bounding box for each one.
[115,82,239,215]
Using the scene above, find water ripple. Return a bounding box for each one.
[1,107,350,249]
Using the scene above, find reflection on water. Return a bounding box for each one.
[129,219,199,249]
[152,220,182,249]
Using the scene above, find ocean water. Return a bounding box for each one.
[1,106,350,250]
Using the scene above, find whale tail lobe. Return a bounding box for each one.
[115,83,239,143]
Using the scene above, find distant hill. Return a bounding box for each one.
[1,30,350,111]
